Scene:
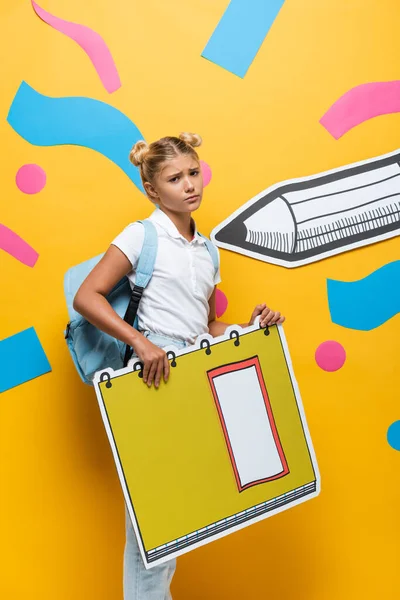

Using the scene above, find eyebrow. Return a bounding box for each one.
[164,166,200,178]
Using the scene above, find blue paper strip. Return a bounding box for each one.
[7,81,144,193]
[202,0,286,78]
[327,261,400,331]
[0,327,51,393]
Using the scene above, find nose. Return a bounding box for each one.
[184,175,194,193]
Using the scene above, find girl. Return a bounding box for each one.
[73,132,285,599]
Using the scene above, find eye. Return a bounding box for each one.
[169,176,179,183]
[190,170,199,176]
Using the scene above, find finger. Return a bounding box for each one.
[163,354,170,383]
[252,303,267,317]
[142,361,151,384]
[261,310,275,326]
[260,307,271,320]
[270,311,281,325]
[277,315,285,324]
[146,360,158,387]
[154,358,164,389]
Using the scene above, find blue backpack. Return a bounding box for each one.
[64,219,219,385]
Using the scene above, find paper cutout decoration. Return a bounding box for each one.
[327,261,400,331]
[0,327,51,393]
[315,341,346,372]
[320,81,400,139]
[94,322,319,569]
[215,288,228,318]
[0,223,39,267]
[202,0,286,78]
[387,421,400,451]
[15,164,46,194]
[200,160,212,187]
[7,82,144,193]
[211,148,400,268]
[31,1,121,94]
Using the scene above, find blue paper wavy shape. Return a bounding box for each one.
[7,81,144,192]
[327,261,400,331]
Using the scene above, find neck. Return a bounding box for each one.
[158,206,194,241]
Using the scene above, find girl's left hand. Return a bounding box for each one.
[248,303,285,328]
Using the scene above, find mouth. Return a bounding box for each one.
[185,194,200,202]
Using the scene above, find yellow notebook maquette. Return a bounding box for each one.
[93,321,320,569]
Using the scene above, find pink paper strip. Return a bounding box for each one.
[0,223,39,267]
[320,81,400,139]
[31,1,121,94]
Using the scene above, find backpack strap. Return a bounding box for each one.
[123,219,158,366]
[198,233,219,275]
[135,219,159,287]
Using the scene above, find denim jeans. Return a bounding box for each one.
[124,330,189,600]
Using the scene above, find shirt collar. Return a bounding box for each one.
[150,208,205,244]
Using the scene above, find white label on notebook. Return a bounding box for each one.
[209,358,288,490]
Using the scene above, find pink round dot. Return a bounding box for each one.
[216,289,228,318]
[16,164,47,194]
[200,160,212,187]
[315,341,346,372]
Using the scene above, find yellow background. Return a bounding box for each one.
[0,0,399,598]
[100,326,316,549]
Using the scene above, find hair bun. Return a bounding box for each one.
[129,140,149,166]
[179,132,202,148]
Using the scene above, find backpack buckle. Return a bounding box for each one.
[132,285,144,300]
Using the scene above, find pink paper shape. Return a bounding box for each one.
[216,288,228,318]
[16,164,46,194]
[0,224,39,267]
[315,340,346,372]
[320,81,400,139]
[200,160,212,187]
[31,0,121,94]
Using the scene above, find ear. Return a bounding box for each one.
[144,181,159,200]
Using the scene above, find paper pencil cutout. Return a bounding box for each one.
[211,148,400,268]
[93,322,319,568]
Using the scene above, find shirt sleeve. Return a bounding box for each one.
[214,245,222,285]
[111,222,145,269]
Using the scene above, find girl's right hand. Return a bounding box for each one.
[131,336,170,389]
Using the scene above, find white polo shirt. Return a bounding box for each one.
[111,208,221,344]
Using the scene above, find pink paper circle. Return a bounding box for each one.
[216,289,228,318]
[16,164,47,194]
[315,341,346,372]
[200,160,212,187]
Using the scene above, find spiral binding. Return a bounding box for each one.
[99,324,270,388]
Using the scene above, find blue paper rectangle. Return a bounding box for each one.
[0,327,51,393]
[202,0,286,78]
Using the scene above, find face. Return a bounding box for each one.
[145,154,203,214]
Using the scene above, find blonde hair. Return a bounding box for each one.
[129,133,202,190]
